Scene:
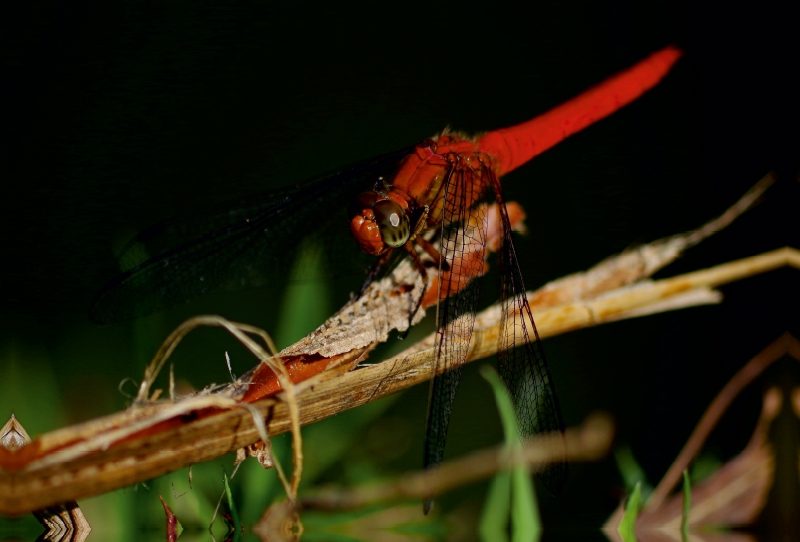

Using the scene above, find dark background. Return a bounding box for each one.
[2,0,797,535]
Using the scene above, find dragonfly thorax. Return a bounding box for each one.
[348,138,480,257]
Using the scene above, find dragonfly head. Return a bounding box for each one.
[349,191,411,255]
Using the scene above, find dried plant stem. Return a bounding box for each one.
[0,248,795,515]
[0,176,786,515]
[301,413,613,510]
[136,315,279,404]
[645,333,800,511]
[137,315,303,508]
[460,247,795,365]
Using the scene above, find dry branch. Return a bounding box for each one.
[0,175,788,515]
[604,333,800,540]
[299,412,614,510]
[646,333,800,513]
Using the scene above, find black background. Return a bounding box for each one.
[2,0,798,532]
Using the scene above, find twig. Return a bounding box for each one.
[0,248,793,515]
[301,413,613,510]
[136,315,279,404]
[137,315,303,510]
[525,172,774,311]
[645,333,800,511]
[0,178,787,515]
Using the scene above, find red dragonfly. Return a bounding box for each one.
[91,46,682,498]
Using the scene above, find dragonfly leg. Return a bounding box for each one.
[409,205,430,238]
[396,240,430,339]
[415,236,449,272]
[409,205,450,271]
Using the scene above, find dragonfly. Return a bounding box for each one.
[90,46,682,501]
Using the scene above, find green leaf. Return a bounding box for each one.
[480,366,519,448]
[614,446,650,494]
[511,463,539,542]
[223,470,241,541]
[276,241,332,348]
[617,481,642,542]
[479,471,511,542]
[479,365,541,542]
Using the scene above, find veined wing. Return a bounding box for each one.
[488,172,566,494]
[423,156,491,494]
[89,146,416,324]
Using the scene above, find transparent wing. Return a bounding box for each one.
[423,160,490,474]
[89,146,416,323]
[489,172,567,494]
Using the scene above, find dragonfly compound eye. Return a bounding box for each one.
[373,199,410,248]
[349,191,378,219]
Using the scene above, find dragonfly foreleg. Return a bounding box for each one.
[397,240,430,339]
[415,236,449,272]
